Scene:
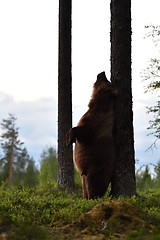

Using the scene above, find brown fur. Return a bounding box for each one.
[66,72,117,199]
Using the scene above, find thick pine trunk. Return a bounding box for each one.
[58,0,75,189]
[110,0,136,197]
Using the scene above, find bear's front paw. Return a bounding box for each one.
[66,128,76,146]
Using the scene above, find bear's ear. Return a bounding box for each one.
[97,71,106,80]
[97,71,110,82]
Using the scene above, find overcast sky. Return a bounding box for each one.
[0,0,160,168]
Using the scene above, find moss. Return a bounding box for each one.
[50,200,149,239]
[77,200,147,234]
[0,218,50,240]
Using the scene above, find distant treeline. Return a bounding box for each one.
[1,114,160,191]
[136,161,160,191]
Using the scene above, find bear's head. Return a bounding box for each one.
[88,72,117,110]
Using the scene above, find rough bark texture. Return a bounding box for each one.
[58,0,75,189]
[110,0,136,197]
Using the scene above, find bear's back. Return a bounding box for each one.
[73,108,115,175]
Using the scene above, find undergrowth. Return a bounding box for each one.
[0,184,160,239]
[0,183,104,226]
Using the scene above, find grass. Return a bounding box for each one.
[0,184,160,239]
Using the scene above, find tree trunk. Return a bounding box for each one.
[8,136,14,186]
[58,0,75,189]
[110,0,136,197]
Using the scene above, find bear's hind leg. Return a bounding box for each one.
[82,175,89,199]
[87,172,108,200]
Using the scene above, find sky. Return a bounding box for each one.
[0,0,160,169]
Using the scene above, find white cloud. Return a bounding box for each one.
[0,92,57,163]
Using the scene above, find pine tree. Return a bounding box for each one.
[110,0,136,197]
[0,114,33,186]
[58,0,74,189]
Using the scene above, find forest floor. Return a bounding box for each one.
[0,184,160,240]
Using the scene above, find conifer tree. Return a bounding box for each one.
[0,113,37,186]
[58,0,74,189]
[110,0,136,196]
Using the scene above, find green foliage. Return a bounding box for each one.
[0,183,102,226]
[0,213,50,240]
[145,25,160,46]
[142,25,160,140]
[126,190,160,239]
[0,115,83,189]
[1,185,160,239]
[154,161,160,183]
[24,158,39,187]
[74,167,82,187]
[129,190,160,224]
[143,58,160,90]
[39,147,57,185]
[0,184,104,239]
[127,227,160,240]
[39,146,82,187]
[136,165,153,191]
[136,162,160,192]
[147,101,160,139]
[0,114,39,187]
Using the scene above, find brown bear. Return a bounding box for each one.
[66,72,117,199]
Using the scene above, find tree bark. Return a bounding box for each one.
[8,134,14,186]
[110,0,136,197]
[58,0,75,189]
